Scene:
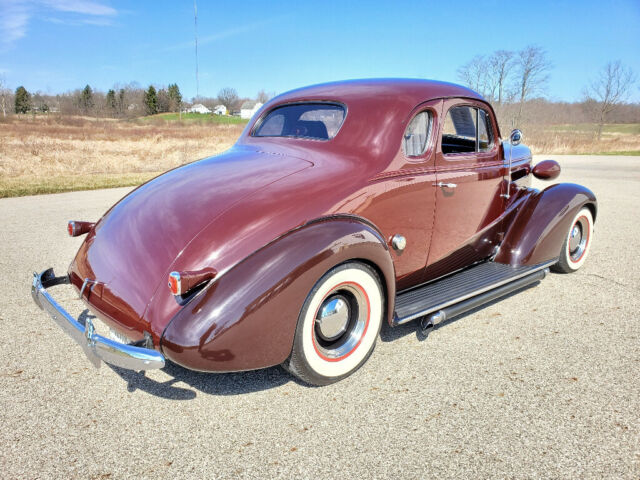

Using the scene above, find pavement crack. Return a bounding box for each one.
[584,273,629,288]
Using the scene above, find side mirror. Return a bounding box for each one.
[510,129,522,146]
[532,160,561,181]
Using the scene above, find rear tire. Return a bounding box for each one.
[284,262,384,386]
[552,207,594,273]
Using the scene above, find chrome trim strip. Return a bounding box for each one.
[394,260,556,326]
[31,269,165,371]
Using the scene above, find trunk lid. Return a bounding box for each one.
[70,146,312,339]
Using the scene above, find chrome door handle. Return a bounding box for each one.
[434,182,457,188]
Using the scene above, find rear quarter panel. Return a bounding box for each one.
[160,217,395,372]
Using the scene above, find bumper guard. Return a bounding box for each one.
[31,268,165,370]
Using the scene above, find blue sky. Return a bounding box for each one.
[1,0,639,102]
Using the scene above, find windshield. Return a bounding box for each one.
[253,103,346,140]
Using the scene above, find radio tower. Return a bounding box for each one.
[194,0,199,99]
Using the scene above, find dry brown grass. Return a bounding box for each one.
[525,123,640,155]
[0,115,243,197]
[1,115,638,198]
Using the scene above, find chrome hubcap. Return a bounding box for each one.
[316,296,350,341]
[314,284,369,359]
[568,217,588,262]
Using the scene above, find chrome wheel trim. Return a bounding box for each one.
[568,216,589,262]
[316,295,350,341]
[313,284,369,360]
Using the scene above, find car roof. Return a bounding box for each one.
[272,78,485,105]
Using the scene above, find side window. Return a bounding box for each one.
[403,111,432,157]
[442,106,493,155]
[478,109,493,151]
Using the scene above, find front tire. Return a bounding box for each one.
[284,262,384,386]
[553,206,594,273]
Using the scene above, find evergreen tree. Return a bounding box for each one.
[144,85,158,115]
[167,83,182,112]
[14,86,31,114]
[106,89,116,114]
[80,84,94,114]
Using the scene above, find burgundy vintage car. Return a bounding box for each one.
[32,79,596,385]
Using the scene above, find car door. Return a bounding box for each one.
[424,99,505,280]
[360,99,441,290]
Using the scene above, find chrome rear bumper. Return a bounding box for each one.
[31,268,165,371]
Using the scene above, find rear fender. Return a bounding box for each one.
[160,216,395,372]
[495,183,597,266]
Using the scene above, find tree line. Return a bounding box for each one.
[2,80,274,119]
[456,45,637,139]
[10,82,183,118]
[2,52,637,140]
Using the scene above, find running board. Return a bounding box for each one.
[392,261,555,327]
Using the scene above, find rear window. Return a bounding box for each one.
[253,103,346,140]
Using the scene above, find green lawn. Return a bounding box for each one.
[140,112,249,125]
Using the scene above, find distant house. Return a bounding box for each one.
[188,103,211,114]
[240,101,263,119]
[213,105,227,115]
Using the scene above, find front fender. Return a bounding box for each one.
[495,183,597,266]
[160,217,395,372]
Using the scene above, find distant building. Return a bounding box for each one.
[188,103,211,114]
[240,101,263,119]
[213,105,227,115]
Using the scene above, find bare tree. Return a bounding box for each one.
[487,50,514,105]
[457,55,489,97]
[0,76,10,118]
[584,61,637,140]
[256,89,274,104]
[514,45,552,124]
[217,87,239,113]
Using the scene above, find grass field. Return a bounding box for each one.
[528,123,640,154]
[0,115,243,197]
[547,123,640,135]
[139,112,250,125]
[1,115,638,197]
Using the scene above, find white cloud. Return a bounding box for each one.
[164,16,289,52]
[41,0,116,16]
[0,0,116,50]
[0,1,31,46]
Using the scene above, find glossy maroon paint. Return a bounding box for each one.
[67,79,596,372]
[161,218,395,371]
[427,97,505,278]
[494,183,597,266]
[532,159,561,180]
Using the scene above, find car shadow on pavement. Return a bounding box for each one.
[107,362,297,400]
[96,282,541,399]
[77,310,299,399]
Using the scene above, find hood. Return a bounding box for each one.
[70,146,312,338]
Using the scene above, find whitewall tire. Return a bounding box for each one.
[285,262,384,386]
[553,206,594,273]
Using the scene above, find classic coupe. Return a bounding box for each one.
[32,79,596,385]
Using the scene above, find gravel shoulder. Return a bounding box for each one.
[0,155,638,479]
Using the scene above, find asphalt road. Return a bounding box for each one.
[1,155,638,479]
